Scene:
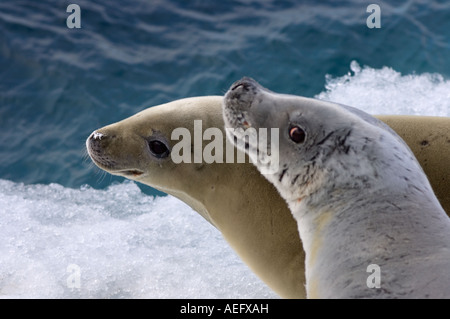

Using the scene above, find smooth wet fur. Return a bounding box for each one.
[223,77,450,298]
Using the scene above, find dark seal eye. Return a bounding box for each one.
[148,140,170,158]
[289,126,306,144]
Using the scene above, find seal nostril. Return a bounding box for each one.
[232,83,246,91]
[91,131,105,140]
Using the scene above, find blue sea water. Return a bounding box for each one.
[0,0,450,298]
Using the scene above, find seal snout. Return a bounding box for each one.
[86,129,145,178]
[86,130,115,168]
[225,77,260,110]
[230,77,258,93]
[87,130,108,148]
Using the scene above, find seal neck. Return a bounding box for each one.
[291,191,450,298]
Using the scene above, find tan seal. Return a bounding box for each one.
[87,95,450,298]
[223,77,450,298]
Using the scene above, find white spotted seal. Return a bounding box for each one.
[223,77,450,298]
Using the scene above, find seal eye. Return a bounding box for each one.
[289,126,306,144]
[148,140,170,158]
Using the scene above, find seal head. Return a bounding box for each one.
[224,77,419,206]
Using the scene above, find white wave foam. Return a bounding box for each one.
[0,179,277,298]
[316,61,450,117]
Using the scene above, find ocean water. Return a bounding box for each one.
[1,0,450,298]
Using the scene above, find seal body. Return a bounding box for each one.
[86,94,450,299]
[223,77,450,298]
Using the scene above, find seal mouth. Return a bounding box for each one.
[117,169,144,177]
